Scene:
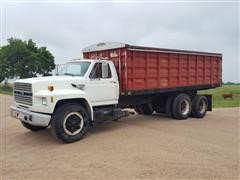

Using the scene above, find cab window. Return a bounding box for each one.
[89,62,112,79]
[89,63,101,79]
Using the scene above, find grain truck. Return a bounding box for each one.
[10,42,222,143]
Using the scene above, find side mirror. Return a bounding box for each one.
[102,62,109,78]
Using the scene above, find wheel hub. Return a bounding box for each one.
[63,112,84,136]
[199,100,207,114]
[180,100,190,115]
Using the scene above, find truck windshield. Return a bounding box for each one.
[59,62,91,76]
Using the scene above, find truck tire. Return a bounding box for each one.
[21,121,48,131]
[51,103,90,143]
[134,105,143,114]
[191,95,208,118]
[165,95,175,118]
[135,103,153,115]
[152,102,165,114]
[172,94,192,120]
[139,103,154,115]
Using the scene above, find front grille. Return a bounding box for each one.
[14,82,32,92]
[14,82,32,106]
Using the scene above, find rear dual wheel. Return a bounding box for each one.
[171,94,192,120]
[134,103,154,115]
[135,94,192,119]
[191,95,208,118]
[134,105,142,114]
[165,95,176,118]
[165,94,192,120]
[165,94,208,120]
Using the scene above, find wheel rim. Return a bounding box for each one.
[199,99,207,114]
[63,112,84,136]
[180,99,190,115]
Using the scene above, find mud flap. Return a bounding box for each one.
[203,94,212,111]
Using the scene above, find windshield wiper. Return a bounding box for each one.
[63,73,75,76]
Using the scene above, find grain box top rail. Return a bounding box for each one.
[82,42,222,58]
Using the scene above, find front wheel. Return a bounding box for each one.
[51,103,90,143]
[21,121,48,131]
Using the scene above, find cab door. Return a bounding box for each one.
[85,62,118,106]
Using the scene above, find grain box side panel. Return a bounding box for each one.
[83,47,222,94]
[159,53,170,88]
[127,50,146,91]
[146,52,159,89]
[204,56,211,84]
[126,51,160,91]
[188,55,197,86]
[179,54,188,86]
[125,51,222,92]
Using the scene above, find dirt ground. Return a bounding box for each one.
[0,95,239,179]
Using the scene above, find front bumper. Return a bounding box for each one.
[10,106,51,127]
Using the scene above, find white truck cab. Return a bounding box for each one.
[11,59,129,143]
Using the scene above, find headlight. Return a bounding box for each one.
[42,97,47,105]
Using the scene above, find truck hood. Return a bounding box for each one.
[15,76,85,84]
[15,76,86,93]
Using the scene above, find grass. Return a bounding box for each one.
[0,84,13,95]
[0,84,239,108]
[199,85,240,108]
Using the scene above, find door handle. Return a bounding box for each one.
[110,81,117,84]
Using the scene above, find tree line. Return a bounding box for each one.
[0,38,55,83]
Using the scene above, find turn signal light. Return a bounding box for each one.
[48,86,54,91]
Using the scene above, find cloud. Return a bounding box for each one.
[1,1,239,82]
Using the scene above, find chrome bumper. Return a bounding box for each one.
[10,106,51,127]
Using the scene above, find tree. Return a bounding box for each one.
[0,38,55,82]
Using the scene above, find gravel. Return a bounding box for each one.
[1,95,239,179]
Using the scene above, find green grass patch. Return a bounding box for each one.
[0,84,13,95]
[199,85,240,108]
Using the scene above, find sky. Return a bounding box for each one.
[1,1,239,82]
